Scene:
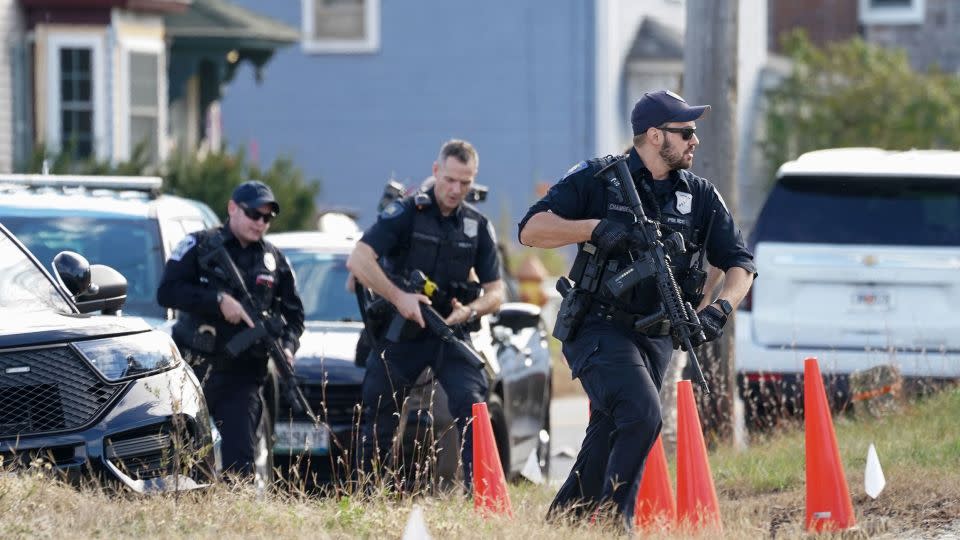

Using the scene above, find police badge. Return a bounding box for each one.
[263,252,277,271]
[675,192,693,215]
[463,217,479,238]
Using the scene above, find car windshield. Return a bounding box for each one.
[1,216,165,319]
[752,175,960,247]
[0,228,72,314]
[285,251,362,322]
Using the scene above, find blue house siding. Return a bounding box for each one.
[222,1,595,230]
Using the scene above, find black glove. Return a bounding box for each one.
[698,304,728,343]
[591,219,631,253]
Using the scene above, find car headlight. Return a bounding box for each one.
[74,331,181,381]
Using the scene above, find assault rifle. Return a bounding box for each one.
[198,235,318,423]
[597,156,711,393]
[365,269,486,369]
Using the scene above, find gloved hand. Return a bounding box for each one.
[591,219,632,253]
[697,304,728,343]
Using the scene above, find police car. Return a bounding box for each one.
[267,231,552,486]
[0,174,221,327]
[737,148,960,424]
[0,223,218,491]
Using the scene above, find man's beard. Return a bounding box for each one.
[659,137,691,171]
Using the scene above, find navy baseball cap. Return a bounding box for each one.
[631,90,711,136]
[232,180,280,213]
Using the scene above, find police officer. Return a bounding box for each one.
[518,90,756,526]
[347,139,504,488]
[157,181,304,477]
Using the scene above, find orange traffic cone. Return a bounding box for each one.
[634,434,675,530]
[472,402,513,517]
[804,358,856,532]
[675,380,722,531]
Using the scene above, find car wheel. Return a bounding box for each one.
[485,394,511,479]
[254,404,275,491]
[537,407,551,479]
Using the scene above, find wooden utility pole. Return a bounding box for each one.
[683,0,739,442]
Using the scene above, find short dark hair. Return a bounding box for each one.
[632,133,647,148]
[438,139,479,168]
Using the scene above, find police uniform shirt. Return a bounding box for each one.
[518,147,756,302]
[360,187,501,288]
[157,224,305,355]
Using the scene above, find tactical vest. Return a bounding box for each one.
[172,227,281,364]
[401,193,480,294]
[586,159,706,310]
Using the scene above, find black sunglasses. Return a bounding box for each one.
[240,204,276,223]
[658,126,697,141]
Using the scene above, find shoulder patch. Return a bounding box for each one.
[379,201,405,220]
[486,220,497,241]
[712,187,730,213]
[562,160,589,179]
[170,234,197,262]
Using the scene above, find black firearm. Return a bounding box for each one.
[597,156,711,393]
[366,269,486,370]
[198,235,318,423]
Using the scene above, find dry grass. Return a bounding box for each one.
[2,388,958,539]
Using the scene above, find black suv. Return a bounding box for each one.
[0,223,218,492]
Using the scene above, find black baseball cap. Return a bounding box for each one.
[232,180,280,213]
[631,90,711,136]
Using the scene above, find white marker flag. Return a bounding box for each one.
[865,443,886,499]
[521,449,545,484]
[402,505,431,540]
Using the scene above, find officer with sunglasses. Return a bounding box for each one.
[158,180,304,478]
[519,90,755,528]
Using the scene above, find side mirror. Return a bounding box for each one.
[490,302,541,333]
[53,251,93,297]
[53,251,127,314]
[79,264,128,314]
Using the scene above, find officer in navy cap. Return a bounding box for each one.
[519,90,756,528]
[347,139,504,489]
[158,180,304,479]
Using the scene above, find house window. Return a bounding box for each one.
[129,52,160,164]
[59,48,94,159]
[859,0,924,25]
[302,0,380,54]
[46,32,106,161]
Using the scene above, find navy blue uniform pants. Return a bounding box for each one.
[203,370,264,477]
[360,334,488,487]
[547,316,672,527]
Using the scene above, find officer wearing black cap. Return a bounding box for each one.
[158,180,304,477]
[347,139,504,488]
[519,90,756,527]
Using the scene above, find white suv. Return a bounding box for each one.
[736,148,960,419]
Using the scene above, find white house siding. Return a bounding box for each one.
[736,0,770,236]
[595,0,686,155]
[0,0,23,172]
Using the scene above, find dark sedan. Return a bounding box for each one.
[0,223,218,492]
[268,231,552,488]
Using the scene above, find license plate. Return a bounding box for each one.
[274,422,329,454]
[851,290,892,310]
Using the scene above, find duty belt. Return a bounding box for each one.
[592,302,671,337]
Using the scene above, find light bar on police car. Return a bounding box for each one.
[0,174,163,192]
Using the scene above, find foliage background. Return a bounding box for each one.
[762,31,960,181]
[19,143,321,232]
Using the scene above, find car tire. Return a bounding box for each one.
[254,399,275,490]
[537,406,551,479]
[485,394,511,479]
